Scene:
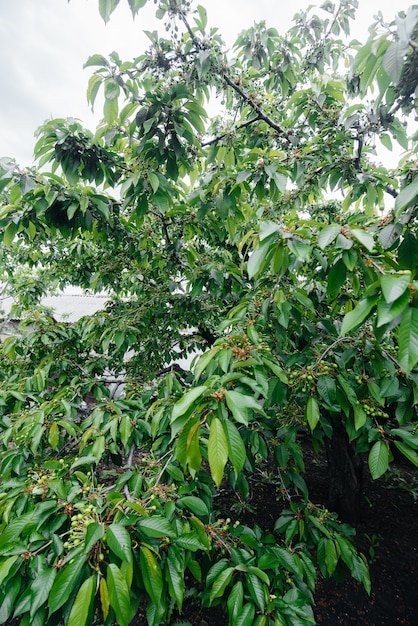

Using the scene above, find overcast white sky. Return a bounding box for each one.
[0,0,409,166]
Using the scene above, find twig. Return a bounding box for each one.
[155,452,174,486]
[221,73,292,140]
[316,336,353,363]
[202,115,261,147]
[124,443,136,502]
[178,11,292,142]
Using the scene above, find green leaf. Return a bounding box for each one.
[259,220,280,241]
[378,222,403,249]
[306,396,320,431]
[49,557,86,613]
[377,290,410,327]
[391,427,418,450]
[368,440,389,479]
[325,539,338,575]
[194,345,222,380]
[185,420,202,473]
[225,390,264,426]
[394,180,418,218]
[107,564,130,626]
[104,97,119,124]
[84,54,109,68]
[393,441,418,468]
[175,532,208,552]
[380,133,392,151]
[99,0,120,23]
[246,573,266,612]
[247,237,274,279]
[166,550,184,611]
[327,260,347,296]
[318,224,340,249]
[48,421,59,449]
[350,228,374,252]
[354,403,367,430]
[287,238,311,262]
[383,40,408,84]
[106,524,132,563]
[178,496,209,518]
[84,522,105,554]
[223,419,246,474]
[172,386,207,421]
[100,578,110,621]
[235,603,256,626]
[148,172,160,193]
[70,455,98,470]
[0,556,19,586]
[128,0,147,16]
[208,417,228,486]
[225,390,248,425]
[271,546,301,576]
[30,568,57,618]
[398,233,418,270]
[227,581,244,623]
[316,375,336,406]
[209,566,234,603]
[337,374,357,406]
[139,547,163,607]
[137,517,176,538]
[340,295,378,335]
[342,248,358,270]
[398,307,418,373]
[67,575,95,626]
[236,170,252,184]
[380,272,411,303]
[3,222,18,247]
[247,566,269,586]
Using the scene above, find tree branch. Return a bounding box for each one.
[178,11,293,143]
[202,115,261,147]
[220,73,292,141]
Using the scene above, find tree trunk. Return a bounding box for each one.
[326,422,363,523]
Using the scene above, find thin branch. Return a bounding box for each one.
[148,209,173,246]
[220,73,292,141]
[178,11,293,142]
[324,0,343,40]
[315,336,353,363]
[384,185,398,199]
[381,348,401,370]
[124,443,137,502]
[155,452,174,486]
[202,115,261,147]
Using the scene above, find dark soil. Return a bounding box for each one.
[132,449,418,625]
[312,458,418,626]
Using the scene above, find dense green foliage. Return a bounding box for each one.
[0,1,417,624]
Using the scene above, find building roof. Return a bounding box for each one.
[1,287,109,322]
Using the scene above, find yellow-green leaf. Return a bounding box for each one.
[48,421,59,450]
[208,417,228,486]
[68,575,95,626]
[107,564,130,626]
[172,386,207,421]
[100,577,110,621]
[306,397,320,431]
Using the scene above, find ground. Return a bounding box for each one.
[131,448,418,625]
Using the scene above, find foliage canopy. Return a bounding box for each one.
[0,1,417,624]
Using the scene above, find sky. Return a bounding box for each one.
[0,0,410,166]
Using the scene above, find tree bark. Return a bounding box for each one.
[326,422,363,523]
